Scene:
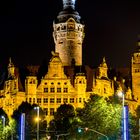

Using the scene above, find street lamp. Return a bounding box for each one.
[118,91,127,140]
[34,106,40,140]
[1,116,5,128]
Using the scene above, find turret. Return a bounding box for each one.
[74,72,86,93]
[131,40,140,101]
[8,57,15,78]
[97,57,108,79]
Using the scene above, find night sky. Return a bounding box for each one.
[0,0,140,69]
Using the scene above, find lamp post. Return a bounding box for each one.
[118,91,127,140]
[34,106,40,140]
[1,116,5,128]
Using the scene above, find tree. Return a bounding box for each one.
[131,105,140,140]
[12,101,47,140]
[49,103,75,139]
[74,94,122,139]
[0,108,16,140]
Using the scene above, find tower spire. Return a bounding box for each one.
[62,0,76,10]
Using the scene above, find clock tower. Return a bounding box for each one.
[53,0,85,66]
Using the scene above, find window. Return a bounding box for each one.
[50,87,55,93]
[37,98,41,103]
[63,88,68,93]
[44,88,48,93]
[83,98,85,102]
[50,98,55,103]
[29,98,32,103]
[64,82,67,85]
[57,98,61,103]
[33,98,35,104]
[70,98,74,103]
[104,88,106,94]
[63,98,68,103]
[44,98,48,103]
[79,98,82,103]
[50,108,54,116]
[57,88,61,93]
[44,108,48,115]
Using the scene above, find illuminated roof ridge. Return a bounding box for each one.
[62,0,76,10]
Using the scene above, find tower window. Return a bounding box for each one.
[57,27,60,31]
[135,69,140,73]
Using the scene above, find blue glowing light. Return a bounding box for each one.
[20,113,25,140]
[122,105,129,140]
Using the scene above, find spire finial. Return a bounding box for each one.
[8,57,14,67]
[103,57,106,63]
[62,0,76,10]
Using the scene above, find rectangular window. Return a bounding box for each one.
[70,98,74,103]
[29,98,32,103]
[37,98,41,103]
[44,108,48,115]
[50,108,54,116]
[50,98,55,103]
[79,98,82,103]
[63,87,68,93]
[57,98,61,103]
[50,87,55,93]
[57,88,61,93]
[63,98,68,103]
[83,98,85,102]
[33,98,35,104]
[44,88,48,93]
[43,98,48,103]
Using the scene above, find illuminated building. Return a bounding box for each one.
[0,0,138,123]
